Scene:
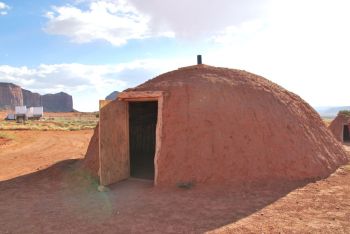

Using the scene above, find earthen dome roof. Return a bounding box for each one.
[84,65,348,185]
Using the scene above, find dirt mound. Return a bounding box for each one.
[82,125,99,176]
[84,65,348,185]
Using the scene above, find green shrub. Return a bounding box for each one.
[339,110,350,117]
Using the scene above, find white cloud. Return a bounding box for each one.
[0,2,8,9]
[206,0,350,107]
[129,0,268,38]
[44,0,174,46]
[44,0,267,45]
[0,1,9,15]
[18,0,350,110]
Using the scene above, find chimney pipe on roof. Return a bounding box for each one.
[197,55,202,65]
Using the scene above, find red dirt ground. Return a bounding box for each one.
[0,111,7,119]
[0,137,10,146]
[0,130,349,233]
[0,130,92,181]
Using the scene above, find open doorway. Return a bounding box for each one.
[343,125,350,142]
[129,101,158,180]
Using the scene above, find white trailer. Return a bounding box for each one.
[15,106,27,115]
[30,107,43,119]
[27,107,34,118]
[5,113,15,120]
[15,106,27,123]
[14,106,43,122]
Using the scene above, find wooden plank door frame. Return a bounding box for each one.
[118,91,165,186]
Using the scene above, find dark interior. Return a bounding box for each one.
[129,101,158,180]
[343,125,350,142]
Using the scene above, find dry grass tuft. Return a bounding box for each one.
[0,112,98,131]
[0,132,16,140]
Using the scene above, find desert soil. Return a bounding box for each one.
[0,130,92,181]
[0,137,10,146]
[0,130,349,233]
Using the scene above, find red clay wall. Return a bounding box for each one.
[84,66,349,186]
[129,66,348,186]
[329,114,350,142]
[82,124,99,177]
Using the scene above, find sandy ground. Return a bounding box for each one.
[0,137,10,146]
[0,130,93,181]
[0,111,7,119]
[0,130,349,233]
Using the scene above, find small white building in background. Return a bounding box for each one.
[13,106,44,121]
[26,107,33,118]
[14,106,27,122]
[33,107,44,118]
[6,113,15,120]
[27,107,44,119]
[15,106,27,116]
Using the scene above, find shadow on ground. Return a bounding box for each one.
[0,160,313,233]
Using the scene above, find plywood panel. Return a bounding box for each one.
[99,99,129,186]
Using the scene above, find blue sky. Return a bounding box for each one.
[1,0,350,111]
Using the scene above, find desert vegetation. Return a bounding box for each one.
[338,110,350,117]
[0,112,98,131]
[322,117,333,127]
[0,131,15,140]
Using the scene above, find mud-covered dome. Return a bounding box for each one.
[329,112,350,142]
[84,65,348,186]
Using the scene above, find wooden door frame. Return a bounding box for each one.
[118,91,165,185]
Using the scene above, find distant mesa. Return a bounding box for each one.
[0,82,73,112]
[0,83,22,109]
[105,91,119,100]
[42,92,73,112]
